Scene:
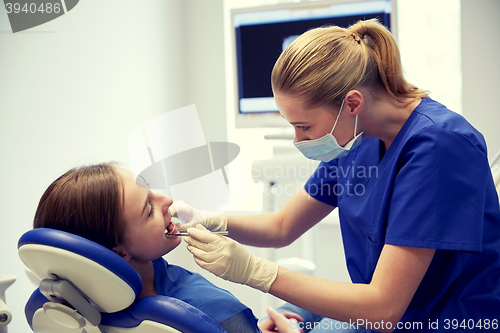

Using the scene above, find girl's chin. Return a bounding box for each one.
[164,237,182,253]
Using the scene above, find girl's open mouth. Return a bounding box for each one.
[165,221,177,235]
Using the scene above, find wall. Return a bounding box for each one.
[0,1,227,332]
[184,0,227,143]
[461,0,500,160]
[397,0,462,114]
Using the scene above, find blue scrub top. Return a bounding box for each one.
[305,97,500,331]
[153,258,258,327]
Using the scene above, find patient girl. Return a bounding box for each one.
[33,163,277,333]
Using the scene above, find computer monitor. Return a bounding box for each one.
[230,0,395,128]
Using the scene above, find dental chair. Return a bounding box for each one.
[18,228,228,333]
[0,274,16,333]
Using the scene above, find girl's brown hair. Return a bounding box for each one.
[33,163,125,250]
[271,19,428,108]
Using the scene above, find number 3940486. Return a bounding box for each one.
[5,3,61,14]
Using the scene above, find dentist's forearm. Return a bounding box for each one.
[268,245,435,333]
[227,187,334,248]
[269,267,400,333]
[226,212,290,247]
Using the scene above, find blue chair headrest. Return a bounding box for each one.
[19,228,228,333]
[19,228,142,312]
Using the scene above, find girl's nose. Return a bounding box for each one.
[161,195,174,216]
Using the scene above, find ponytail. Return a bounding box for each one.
[271,19,427,108]
[348,19,427,101]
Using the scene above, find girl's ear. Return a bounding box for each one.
[112,245,132,262]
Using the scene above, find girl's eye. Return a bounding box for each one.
[148,202,155,217]
[297,126,309,131]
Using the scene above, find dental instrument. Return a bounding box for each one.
[167,231,228,237]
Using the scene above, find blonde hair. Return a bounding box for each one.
[271,19,428,108]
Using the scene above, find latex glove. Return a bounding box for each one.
[171,200,227,232]
[258,307,304,333]
[185,225,279,293]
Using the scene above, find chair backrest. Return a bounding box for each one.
[18,228,227,333]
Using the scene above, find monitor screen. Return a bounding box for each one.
[230,0,394,128]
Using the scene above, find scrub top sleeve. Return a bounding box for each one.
[386,126,488,252]
[304,160,339,207]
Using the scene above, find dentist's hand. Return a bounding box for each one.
[171,200,227,232]
[185,225,279,293]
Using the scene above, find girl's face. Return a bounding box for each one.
[113,168,181,263]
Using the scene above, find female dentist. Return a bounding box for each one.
[175,19,500,333]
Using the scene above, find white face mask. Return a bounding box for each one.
[294,99,363,162]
